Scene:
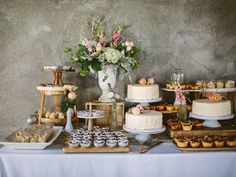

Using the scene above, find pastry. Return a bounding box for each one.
[201,140,213,148]
[156,105,165,111]
[190,140,201,148]
[186,105,192,111]
[166,83,174,90]
[201,136,214,148]
[207,81,216,89]
[181,122,193,131]
[166,105,174,111]
[49,112,56,119]
[225,80,235,88]
[214,140,225,148]
[174,105,180,111]
[196,80,203,88]
[216,80,224,88]
[176,139,188,148]
[226,138,236,147]
[58,112,65,119]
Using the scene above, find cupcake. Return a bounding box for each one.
[225,80,235,88]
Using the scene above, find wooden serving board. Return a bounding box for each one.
[63,145,129,153]
[178,147,236,151]
[167,125,236,138]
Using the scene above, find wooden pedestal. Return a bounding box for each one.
[85,101,125,129]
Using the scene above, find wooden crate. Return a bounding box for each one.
[85,101,125,129]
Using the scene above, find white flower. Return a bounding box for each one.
[107,91,115,98]
[125,41,134,51]
[68,91,77,100]
[104,48,122,64]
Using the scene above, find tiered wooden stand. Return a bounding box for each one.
[37,68,77,125]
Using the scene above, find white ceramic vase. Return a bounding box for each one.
[98,65,117,102]
[65,108,74,133]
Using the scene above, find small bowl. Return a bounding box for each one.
[118,139,129,147]
[80,140,91,148]
[94,140,105,148]
[106,140,117,148]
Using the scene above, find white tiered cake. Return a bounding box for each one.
[192,99,231,117]
[127,84,159,100]
[125,110,163,130]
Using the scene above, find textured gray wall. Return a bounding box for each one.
[0,0,235,137]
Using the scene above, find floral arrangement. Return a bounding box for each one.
[61,84,78,112]
[64,17,141,80]
[174,82,188,105]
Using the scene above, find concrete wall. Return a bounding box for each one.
[0,0,235,136]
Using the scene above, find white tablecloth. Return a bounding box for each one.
[0,143,236,177]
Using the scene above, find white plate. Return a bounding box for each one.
[125,97,162,103]
[36,86,65,91]
[0,126,63,150]
[123,125,166,134]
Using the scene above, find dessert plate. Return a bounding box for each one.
[0,126,63,150]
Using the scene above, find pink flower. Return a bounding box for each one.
[136,104,144,113]
[112,31,121,42]
[68,91,77,100]
[176,93,180,100]
[132,107,141,115]
[99,37,107,47]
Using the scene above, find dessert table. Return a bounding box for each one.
[0,143,235,177]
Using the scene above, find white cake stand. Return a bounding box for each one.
[189,112,234,128]
[125,97,162,106]
[77,115,104,131]
[123,125,166,143]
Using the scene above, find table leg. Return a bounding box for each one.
[88,119,93,131]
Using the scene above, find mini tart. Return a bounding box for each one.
[190,140,201,148]
[174,105,180,111]
[214,140,225,148]
[201,141,213,148]
[186,105,192,111]
[166,83,174,90]
[176,139,188,148]
[181,122,193,131]
[156,105,165,111]
[226,140,236,147]
[166,105,174,111]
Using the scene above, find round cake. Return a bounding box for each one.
[125,110,163,130]
[127,84,159,100]
[192,99,231,117]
